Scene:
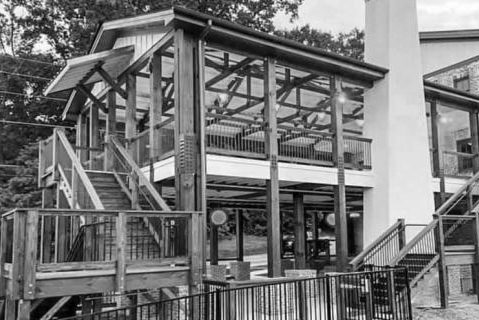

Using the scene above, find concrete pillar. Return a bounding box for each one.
[363,0,434,244]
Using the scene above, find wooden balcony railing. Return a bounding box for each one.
[0,209,203,299]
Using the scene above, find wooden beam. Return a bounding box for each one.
[149,52,163,163]
[23,211,38,301]
[89,103,100,170]
[205,57,254,88]
[96,66,128,100]
[174,29,205,286]
[470,110,479,173]
[116,212,127,305]
[236,209,244,262]
[293,193,306,269]
[229,73,318,116]
[104,90,117,171]
[39,297,72,320]
[125,73,138,208]
[430,100,440,177]
[331,75,348,272]
[264,57,281,278]
[76,84,107,114]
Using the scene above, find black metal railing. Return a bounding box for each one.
[350,220,406,271]
[59,267,412,320]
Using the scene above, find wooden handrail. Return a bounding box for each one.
[109,135,171,211]
[350,219,404,270]
[55,129,105,210]
[388,220,437,266]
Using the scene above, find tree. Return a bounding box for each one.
[275,25,364,61]
[17,0,303,59]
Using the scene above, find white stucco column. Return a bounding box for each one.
[363,0,434,245]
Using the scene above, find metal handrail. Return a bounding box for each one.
[350,219,404,270]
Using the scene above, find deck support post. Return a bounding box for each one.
[311,212,319,259]
[331,75,348,272]
[149,52,163,165]
[76,113,88,164]
[435,215,448,308]
[89,104,100,170]
[236,209,244,262]
[264,57,281,278]
[470,110,479,173]
[430,100,446,207]
[126,73,138,208]
[293,193,306,269]
[174,28,205,290]
[104,90,117,171]
[115,212,127,306]
[474,212,479,304]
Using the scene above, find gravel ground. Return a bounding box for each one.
[414,295,479,320]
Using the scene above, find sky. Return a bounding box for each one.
[274,0,479,34]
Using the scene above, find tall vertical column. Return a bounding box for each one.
[126,74,138,208]
[264,57,281,277]
[469,110,479,173]
[363,0,434,244]
[293,193,306,269]
[104,90,117,171]
[150,52,163,164]
[174,28,205,285]
[89,105,100,170]
[331,76,348,271]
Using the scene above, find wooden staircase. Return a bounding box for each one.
[351,171,479,304]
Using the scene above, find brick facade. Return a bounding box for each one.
[426,58,479,94]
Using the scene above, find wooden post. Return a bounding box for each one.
[236,210,244,262]
[293,193,306,269]
[312,212,319,259]
[331,75,348,272]
[210,215,219,265]
[0,216,7,298]
[104,90,117,171]
[264,57,281,278]
[470,110,479,173]
[430,100,441,177]
[398,218,406,250]
[474,212,479,303]
[116,212,127,306]
[89,105,100,170]
[149,52,163,163]
[126,73,138,208]
[76,113,88,163]
[11,211,26,300]
[435,215,448,308]
[23,211,38,306]
[174,28,205,288]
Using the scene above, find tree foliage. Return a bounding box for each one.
[275,25,364,61]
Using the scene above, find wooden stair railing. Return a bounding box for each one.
[107,135,170,211]
[46,129,104,210]
[350,219,405,271]
[386,170,479,287]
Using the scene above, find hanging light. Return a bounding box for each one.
[275,104,281,112]
[338,92,347,104]
[355,118,365,127]
[215,93,229,107]
[317,111,327,121]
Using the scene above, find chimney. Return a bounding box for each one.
[363,0,434,244]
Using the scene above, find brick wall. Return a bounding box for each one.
[427,59,479,94]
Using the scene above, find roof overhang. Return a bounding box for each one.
[44,45,134,95]
[420,29,479,42]
[52,6,388,121]
[171,6,387,84]
[424,80,479,110]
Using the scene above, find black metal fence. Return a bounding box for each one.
[60,267,412,320]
